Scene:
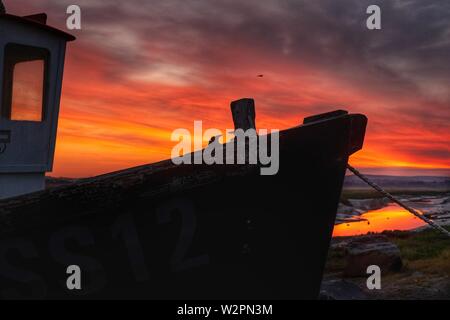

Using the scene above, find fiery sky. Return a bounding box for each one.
[5,0,450,177]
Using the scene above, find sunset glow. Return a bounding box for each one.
[11,60,44,121]
[332,204,427,237]
[6,0,449,178]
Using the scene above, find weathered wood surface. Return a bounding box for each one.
[231,98,256,131]
[0,109,367,299]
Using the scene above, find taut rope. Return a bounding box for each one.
[347,164,450,238]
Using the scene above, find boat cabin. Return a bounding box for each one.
[0,13,75,199]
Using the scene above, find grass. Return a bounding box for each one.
[387,227,450,275]
[326,226,450,277]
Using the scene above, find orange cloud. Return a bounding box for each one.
[8,0,446,178]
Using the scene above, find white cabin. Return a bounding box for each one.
[0,13,75,199]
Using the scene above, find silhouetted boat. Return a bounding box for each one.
[0,7,367,300]
[0,104,367,299]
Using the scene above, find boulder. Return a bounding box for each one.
[320,279,367,300]
[340,235,402,277]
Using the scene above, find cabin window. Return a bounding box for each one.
[2,44,49,122]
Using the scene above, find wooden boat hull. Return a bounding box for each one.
[0,111,367,299]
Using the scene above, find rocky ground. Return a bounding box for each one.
[321,228,450,300]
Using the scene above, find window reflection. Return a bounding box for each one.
[11,60,44,121]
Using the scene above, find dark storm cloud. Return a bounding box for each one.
[80,0,449,102]
[11,0,448,102]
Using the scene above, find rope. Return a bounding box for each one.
[347,164,450,238]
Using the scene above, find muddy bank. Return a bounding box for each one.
[336,193,450,229]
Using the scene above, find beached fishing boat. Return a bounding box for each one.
[0,10,367,299]
[0,106,367,299]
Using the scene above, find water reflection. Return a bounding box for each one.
[332,204,426,237]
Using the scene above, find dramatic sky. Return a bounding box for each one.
[5,0,450,177]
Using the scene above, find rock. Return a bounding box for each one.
[320,279,367,300]
[342,235,402,277]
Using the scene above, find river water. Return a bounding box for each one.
[332,194,449,237]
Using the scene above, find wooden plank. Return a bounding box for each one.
[230,98,256,131]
